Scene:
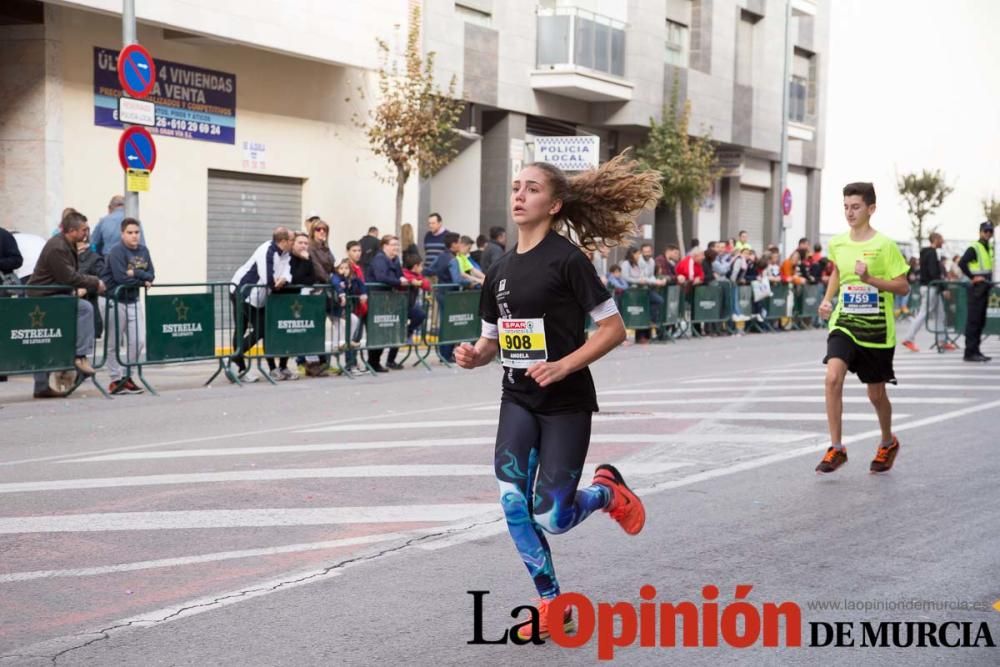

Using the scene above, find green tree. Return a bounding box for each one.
[983,194,1000,226]
[355,6,465,232]
[635,83,720,251]
[896,169,953,246]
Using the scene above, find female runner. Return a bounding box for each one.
[455,153,662,639]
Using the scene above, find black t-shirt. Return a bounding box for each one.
[479,231,611,415]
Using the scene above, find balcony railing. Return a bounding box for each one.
[536,7,626,79]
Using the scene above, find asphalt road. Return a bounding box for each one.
[1,328,998,666]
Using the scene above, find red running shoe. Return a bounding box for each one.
[592,464,646,535]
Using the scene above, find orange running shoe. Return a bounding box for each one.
[593,464,646,535]
[901,340,919,352]
[870,436,900,474]
[815,446,847,474]
[941,342,959,351]
[516,598,576,641]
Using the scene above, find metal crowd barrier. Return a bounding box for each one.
[106,282,237,394]
[924,280,1000,352]
[0,284,107,397]
[419,283,481,368]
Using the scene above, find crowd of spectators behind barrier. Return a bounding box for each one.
[0,202,988,397]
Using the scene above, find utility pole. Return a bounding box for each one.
[122,0,139,220]
[777,0,791,256]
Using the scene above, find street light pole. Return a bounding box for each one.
[122,0,139,220]
[778,0,792,256]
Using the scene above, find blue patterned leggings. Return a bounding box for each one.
[494,400,610,599]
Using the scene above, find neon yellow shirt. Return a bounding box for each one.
[827,230,909,348]
[456,253,474,274]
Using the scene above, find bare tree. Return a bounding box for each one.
[897,170,953,246]
[355,6,465,232]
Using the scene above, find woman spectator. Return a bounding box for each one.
[620,247,644,286]
[400,223,419,258]
[307,219,336,284]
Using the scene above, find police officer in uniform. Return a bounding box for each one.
[958,221,994,362]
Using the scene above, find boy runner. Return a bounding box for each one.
[816,182,910,474]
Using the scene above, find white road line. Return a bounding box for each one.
[297,411,897,433]
[593,396,965,407]
[0,531,421,583]
[0,462,691,494]
[684,373,995,382]
[63,433,818,463]
[762,366,998,374]
[601,384,999,393]
[0,504,495,534]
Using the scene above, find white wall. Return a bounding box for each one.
[428,140,482,241]
[786,168,808,247]
[53,6,416,283]
[49,0,409,70]
[822,0,1000,244]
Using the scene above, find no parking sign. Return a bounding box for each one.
[117,44,156,99]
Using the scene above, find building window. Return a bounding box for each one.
[789,50,815,123]
[735,11,757,87]
[455,1,492,26]
[536,7,626,78]
[665,19,688,67]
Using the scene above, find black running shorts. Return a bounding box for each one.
[823,330,897,384]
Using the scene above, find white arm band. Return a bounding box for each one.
[481,320,499,339]
[589,297,619,322]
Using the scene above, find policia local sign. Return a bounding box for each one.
[534,136,600,172]
[94,47,236,144]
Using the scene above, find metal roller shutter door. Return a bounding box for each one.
[738,186,766,251]
[206,170,303,283]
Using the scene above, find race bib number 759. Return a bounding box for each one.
[842,284,879,314]
[498,318,547,368]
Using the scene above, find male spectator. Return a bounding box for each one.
[456,235,486,286]
[639,242,667,334]
[229,227,294,379]
[480,226,507,274]
[676,247,705,285]
[655,244,682,284]
[92,195,145,256]
[422,212,447,272]
[402,251,430,344]
[366,235,412,372]
[101,217,154,394]
[687,238,701,254]
[471,234,487,266]
[734,230,752,252]
[359,226,380,270]
[901,232,952,352]
[429,232,471,362]
[27,211,104,397]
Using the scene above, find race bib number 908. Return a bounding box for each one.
[498,318,547,368]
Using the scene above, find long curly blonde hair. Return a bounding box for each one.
[528,151,662,250]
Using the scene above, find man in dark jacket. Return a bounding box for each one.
[101,217,155,394]
[958,222,995,362]
[479,226,507,274]
[26,211,105,397]
[366,235,413,372]
[900,232,950,352]
[0,225,23,288]
[359,226,380,271]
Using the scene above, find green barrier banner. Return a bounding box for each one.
[737,285,753,316]
[692,285,723,322]
[265,293,327,356]
[664,285,681,325]
[620,288,651,329]
[797,284,822,317]
[439,290,480,343]
[146,293,215,361]
[947,285,966,331]
[767,284,790,320]
[0,296,78,373]
[365,290,408,348]
[986,286,1000,335]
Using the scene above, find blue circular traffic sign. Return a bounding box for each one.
[782,187,793,216]
[118,126,157,172]
[117,44,156,99]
